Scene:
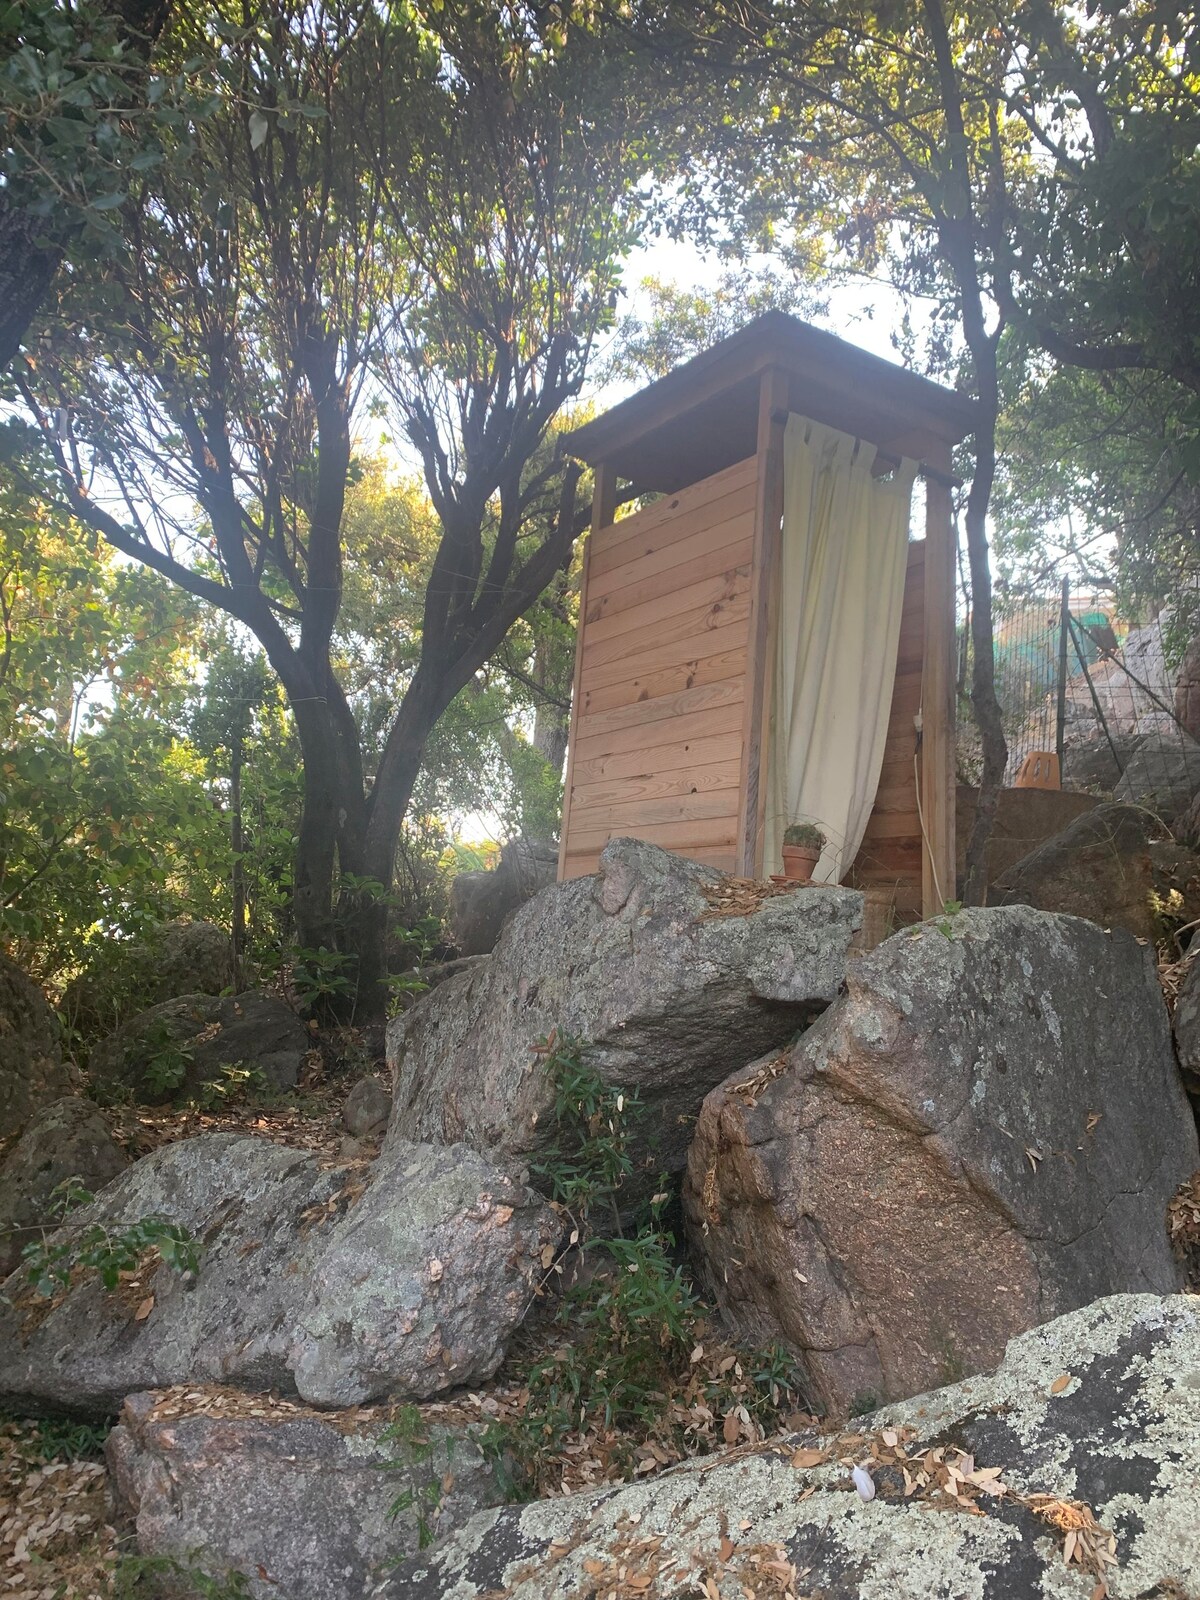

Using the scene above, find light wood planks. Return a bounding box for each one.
[585,541,753,628]
[580,645,746,718]
[738,367,789,875]
[560,456,758,879]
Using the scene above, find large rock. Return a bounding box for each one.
[0,953,73,1141]
[0,1133,556,1416]
[107,1388,502,1600]
[1171,954,1200,1107]
[88,990,310,1103]
[450,837,558,957]
[992,802,1169,938]
[388,838,862,1198]
[379,1294,1200,1599]
[1114,729,1200,822]
[1174,632,1200,739]
[287,1140,558,1406]
[955,783,1098,891]
[61,919,234,1040]
[683,906,1196,1418]
[0,1097,128,1277]
[342,1076,392,1138]
[1061,727,1142,794]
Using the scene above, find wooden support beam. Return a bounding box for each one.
[920,450,956,916]
[737,367,789,876]
[557,461,616,880]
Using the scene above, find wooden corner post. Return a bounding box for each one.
[921,451,956,916]
[737,368,789,877]
[557,460,616,881]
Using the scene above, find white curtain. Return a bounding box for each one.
[764,414,918,882]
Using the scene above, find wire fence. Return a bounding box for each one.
[958,573,1200,797]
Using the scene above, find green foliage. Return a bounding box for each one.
[483,1033,804,1500]
[108,1553,254,1600]
[188,1061,272,1113]
[0,486,235,988]
[0,0,222,259]
[380,1404,459,1553]
[4,1412,110,1463]
[290,946,356,1012]
[782,823,825,850]
[611,269,827,384]
[19,1178,199,1298]
[140,1023,193,1099]
[527,1032,643,1230]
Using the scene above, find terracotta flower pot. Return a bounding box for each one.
[780,844,820,884]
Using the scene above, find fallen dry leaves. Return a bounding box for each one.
[698,878,809,921]
[101,1057,383,1172]
[0,1422,114,1600]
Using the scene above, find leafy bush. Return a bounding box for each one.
[380,1403,461,1553]
[482,1035,806,1499]
[141,1023,194,1099]
[108,1554,253,1599]
[189,1060,272,1111]
[18,1178,199,1298]
[4,1413,110,1462]
[528,1030,642,1232]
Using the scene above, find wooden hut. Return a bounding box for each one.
[557,312,978,921]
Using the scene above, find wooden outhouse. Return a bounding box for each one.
[557,312,978,921]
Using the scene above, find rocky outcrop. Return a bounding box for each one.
[342,1077,392,1138]
[683,906,1196,1418]
[998,800,1184,934]
[107,1388,501,1600]
[88,991,311,1103]
[1114,729,1200,822]
[955,783,1098,890]
[0,1097,128,1276]
[1171,953,1200,1107]
[380,1293,1200,1599]
[288,1140,557,1406]
[451,837,558,957]
[0,1133,555,1416]
[387,838,861,1199]
[61,919,234,1039]
[0,954,73,1141]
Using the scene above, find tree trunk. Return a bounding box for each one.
[0,205,62,373]
[230,730,245,991]
[289,697,348,957]
[352,670,451,1019]
[961,401,1008,905]
[532,700,569,779]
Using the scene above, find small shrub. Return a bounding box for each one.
[527,1029,642,1234]
[188,1060,271,1111]
[290,945,356,1010]
[141,1022,194,1098]
[482,1034,806,1499]
[5,1412,110,1462]
[782,822,826,850]
[18,1177,200,1298]
[380,1403,459,1553]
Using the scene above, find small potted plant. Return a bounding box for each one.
[781,822,826,884]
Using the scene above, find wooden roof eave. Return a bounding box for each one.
[564,311,980,486]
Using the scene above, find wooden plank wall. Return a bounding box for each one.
[846,538,926,922]
[559,456,758,879]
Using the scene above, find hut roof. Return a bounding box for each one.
[565,311,979,494]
